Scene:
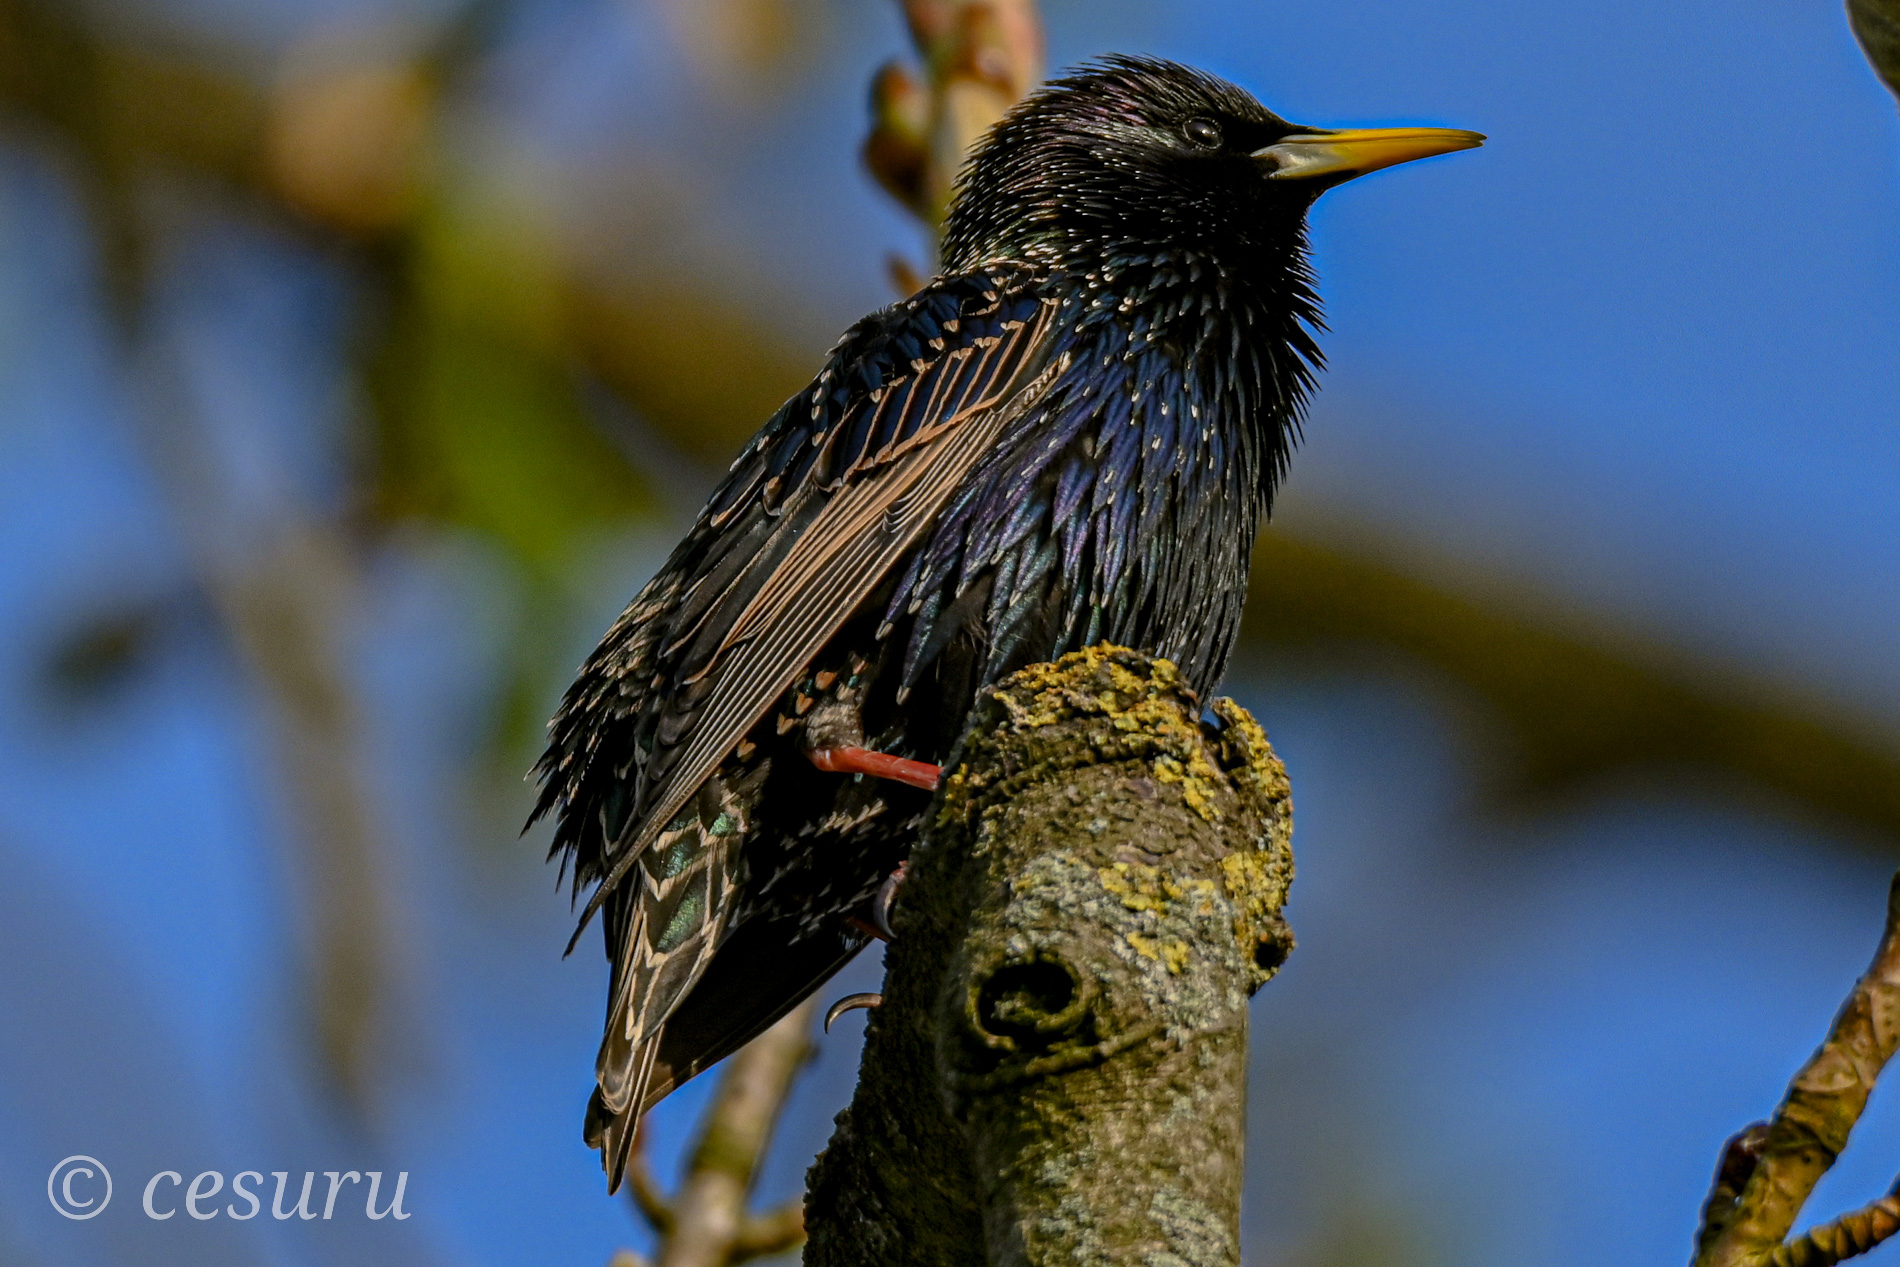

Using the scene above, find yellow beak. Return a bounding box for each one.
[1256,126,1485,182]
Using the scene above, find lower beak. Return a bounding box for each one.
[1255,126,1485,182]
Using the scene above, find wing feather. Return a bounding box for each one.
[583,305,1063,918]
[534,268,1062,943]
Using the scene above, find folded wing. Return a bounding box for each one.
[529,266,1063,1175]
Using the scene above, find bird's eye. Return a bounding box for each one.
[1184,117,1223,149]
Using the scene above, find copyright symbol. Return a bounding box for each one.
[47,1155,111,1219]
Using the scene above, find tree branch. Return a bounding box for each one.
[804,647,1295,1266]
[209,526,394,1104]
[625,1138,675,1238]
[1693,872,1900,1266]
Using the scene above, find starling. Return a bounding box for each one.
[531,54,1480,1187]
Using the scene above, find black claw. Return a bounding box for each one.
[870,860,910,941]
[824,992,884,1032]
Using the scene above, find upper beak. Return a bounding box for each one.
[1255,126,1485,182]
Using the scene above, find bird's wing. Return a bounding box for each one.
[533,267,1062,931]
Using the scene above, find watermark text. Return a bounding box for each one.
[48,1158,411,1221]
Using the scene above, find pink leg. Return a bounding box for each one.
[807,746,942,791]
[845,915,889,943]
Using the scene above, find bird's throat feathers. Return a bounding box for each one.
[1056,241,1324,496]
[939,57,1330,501]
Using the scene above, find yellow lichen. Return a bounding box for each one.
[1160,939,1191,974]
[1220,848,1294,972]
[1099,861,1196,915]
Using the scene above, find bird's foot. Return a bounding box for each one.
[806,746,941,790]
[870,859,908,941]
[823,992,883,1033]
[843,861,910,943]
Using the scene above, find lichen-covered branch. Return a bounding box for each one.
[1693,872,1900,1267]
[804,647,1294,1267]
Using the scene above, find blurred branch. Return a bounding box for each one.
[0,0,263,313]
[565,278,811,468]
[1849,0,1900,104]
[626,1145,676,1238]
[1245,533,1900,840]
[863,0,1040,288]
[1692,871,1900,1267]
[614,999,816,1267]
[0,0,405,1105]
[863,0,1041,230]
[209,526,393,1102]
[38,591,188,707]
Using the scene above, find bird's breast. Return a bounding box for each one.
[885,291,1272,713]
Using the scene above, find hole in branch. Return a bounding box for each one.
[1254,935,1290,974]
[975,958,1087,1049]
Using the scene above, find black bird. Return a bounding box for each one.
[531,55,1480,1187]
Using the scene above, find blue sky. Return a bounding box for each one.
[1,0,1897,1264]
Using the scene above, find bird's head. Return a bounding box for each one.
[941,55,1483,274]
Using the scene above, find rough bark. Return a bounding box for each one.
[804,646,1294,1267]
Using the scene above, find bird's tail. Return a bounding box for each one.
[585,1046,658,1192]
[588,782,748,1191]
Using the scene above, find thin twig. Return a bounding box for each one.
[1770,1183,1900,1267]
[624,1125,676,1237]
[863,0,1043,241]
[1693,872,1900,1266]
[729,1201,806,1263]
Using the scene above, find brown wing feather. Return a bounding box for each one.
[576,295,1063,924]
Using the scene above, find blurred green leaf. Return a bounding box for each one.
[1247,532,1900,839]
[368,201,654,576]
[569,274,814,466]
